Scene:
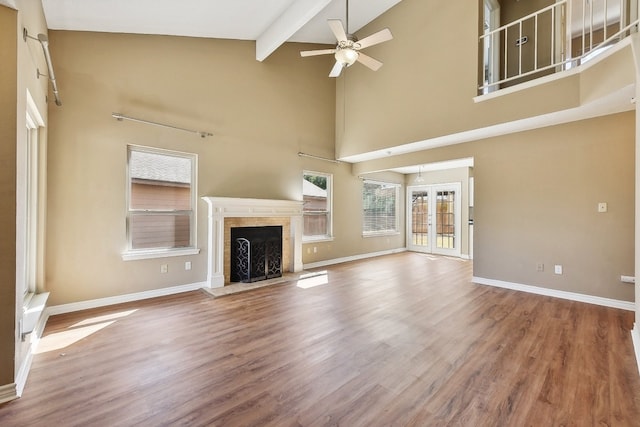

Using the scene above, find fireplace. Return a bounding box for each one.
[231,226,282,283]
[202,197,304,288]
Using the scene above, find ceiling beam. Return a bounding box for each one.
[0,0,17,9]
[256,0,332,62]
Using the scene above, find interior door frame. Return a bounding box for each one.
[406,182,462,257]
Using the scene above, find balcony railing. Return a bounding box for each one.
[479,0,639,94]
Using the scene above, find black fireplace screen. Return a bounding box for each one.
[231,226,282,283]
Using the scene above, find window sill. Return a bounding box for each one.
[302,236,334,244]
[23,292,49,336]
[122,247,200,261]
[362,231,401,238]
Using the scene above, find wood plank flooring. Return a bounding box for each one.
[1,252,639,426]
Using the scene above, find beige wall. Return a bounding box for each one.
[303,169,406,265]
[355,112,634,301]
[473,113,634,300]
[0,4,18,387]
[45,30,405,305]
[342,0,635,302]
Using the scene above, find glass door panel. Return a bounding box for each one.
[435,190,455,250]
[410,190,430,250]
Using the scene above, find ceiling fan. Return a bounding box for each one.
[300,0,393,78]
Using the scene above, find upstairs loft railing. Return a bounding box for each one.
[479,0,640,94]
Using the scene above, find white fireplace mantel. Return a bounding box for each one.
[202,197,304,288]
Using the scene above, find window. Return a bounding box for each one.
[22,97,43,295]
[362,180,400,236]
[302,171,332,240]
[124,146,198,259]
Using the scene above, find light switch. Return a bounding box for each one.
[598,202,607,213]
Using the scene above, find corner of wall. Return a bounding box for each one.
[632,323,640,377]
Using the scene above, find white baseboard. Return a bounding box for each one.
[632,324,640,376]
[0,383,17,404]
[472,276,636,311]
[303,248,407,270]
[15,348,33,398]
[47,281,207,316]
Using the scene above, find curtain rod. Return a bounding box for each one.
[23,29,61,106]
[112,113,213,138]
[298,152,341,163]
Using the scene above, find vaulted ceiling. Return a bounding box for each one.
[39,0,403,61]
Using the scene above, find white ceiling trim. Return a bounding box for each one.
[256,0,332,61]
[387,158,474,175]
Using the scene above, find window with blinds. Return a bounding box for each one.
[362,180,400,236]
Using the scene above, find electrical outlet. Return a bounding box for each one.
[598,202,608,213]
[621,275,635,284]
[554,264,563,275]
[536,263,544,272]
[185,261,192,271]
[313,246,317,254]
[160,264,168,274]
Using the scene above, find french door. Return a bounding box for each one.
[407,183,461,256]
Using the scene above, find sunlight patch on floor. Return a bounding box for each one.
[70,309,138,328]
[297,271,329,289]
[35,309,138,354]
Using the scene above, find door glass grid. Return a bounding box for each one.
[436,191,455,249]
[411,191,429,246]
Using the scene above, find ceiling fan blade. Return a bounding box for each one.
[356,28,393,49]
[328,19,347,42]
[356,52,383,71]
[300,49,337,57]
[329,61,345,78]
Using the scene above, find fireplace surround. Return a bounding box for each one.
[202,197,304,288]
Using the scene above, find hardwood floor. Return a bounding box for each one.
[1,252,639,426]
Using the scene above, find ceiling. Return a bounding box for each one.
[40,0,402,61]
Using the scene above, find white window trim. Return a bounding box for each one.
[21,91,45,296]
[302,170,333,242]
[362,179,401,237]
[121,145,199,261]
[122,247,200,261]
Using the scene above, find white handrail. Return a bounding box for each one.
[479,0,639,93]
[480,1,567,40]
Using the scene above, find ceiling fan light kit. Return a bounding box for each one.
[335,44,359,67]
[299,0,393,77]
